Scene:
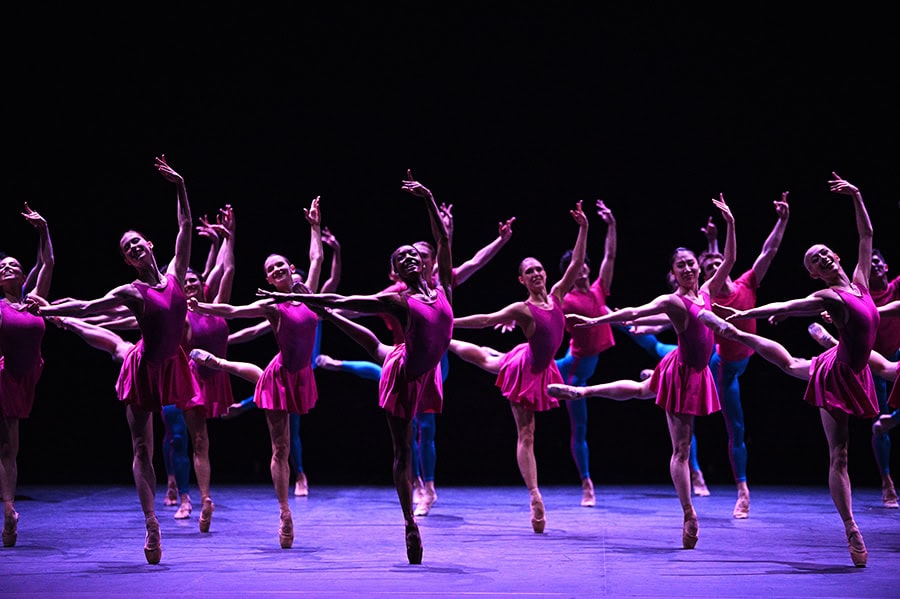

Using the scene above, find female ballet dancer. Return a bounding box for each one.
[447,200,588,534]
[256,172,452,565]
[34,155,196,564]
[0,203,54,548]
[555,199,616,507]
[704,172,876,567]
[547,194,735,549]
[186,196,323,551]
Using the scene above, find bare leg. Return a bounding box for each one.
[448,339,504,374]
[183,407,214,532]
[54,317,133,362]
[320,310,391,364]
[189,349,263,383]
[126,405,160,563]
[0,417,20,547]
[386,413,422,564]
[510,404,545,533]
[548,377,655,401]
[819,408,867,566]
[265,410,293,549]
[666,411,698,549]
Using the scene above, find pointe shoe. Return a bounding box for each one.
[294,472,309,497]
[314,354,341,371]
[581,478,596,507]
[873,414,898,436]
[414,484,437,517]
[691,470,711,497]
[639,368,654,381]
[682,515,699,549]
[164,482,178,506]
[189,348,217,367]
[411,476,426,505]
[732,492,750,519]
[847,526,868,567]
[174,494,192,519]
[530,494,546,534]
[405,522,423,564]
[2,509,19,548]
[279,510,294,549]
[144,515,162,564]
[546,384,584,400]
[199,497,215,533]
[808,323,837,349]
[882,484,899,509]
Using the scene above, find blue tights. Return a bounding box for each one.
[555,349,600,480]
[872,350,898,476]
[709,353,750,482]
[412,352,449,482]
[162,404,190,495]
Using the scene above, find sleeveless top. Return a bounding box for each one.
[404,287,454,379]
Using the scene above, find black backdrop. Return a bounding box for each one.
[5,6,897,488]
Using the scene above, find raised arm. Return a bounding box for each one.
[750,192,790,283]
[551,200,589,301]
[828,172,873,287]
[22,203,54,299]
[595,200,616,292]
[703,194,736,298]
[155,154,192,285]
[701,215,719,255]
[209,205,236,303]
[402,171,452,297]
[302,196,324,294]
[319,227,341,293]
[196,213,222,282]
[452,216,516,287]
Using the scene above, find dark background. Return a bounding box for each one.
[5,6,897,489]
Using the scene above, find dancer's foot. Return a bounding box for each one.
[2,509,19,548]
[691,469,711,497]
[223,401,251,420]
[414,483,437,517]
[682,512,699,549]
[164,481,178,506]
[411,476,426,505]
[144,515,162,564]
[530,492,546,534]
[314,354,342,371]
[697,309,734,337]
[279,509,294,549]
[873,413,898,436]
[199,497,215,533]
[732,489,750,519]
[547,384,584,400]
[174,494,192,519]
[405,521,423,564]
[882,482,899,509]
[807,322,838,349]
[846,524,868,567]
[294,472,309,497]
[639,368,654,381]
[189,348,219,368]
[581,478,596,507]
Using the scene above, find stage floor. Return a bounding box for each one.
[1,483,897,598]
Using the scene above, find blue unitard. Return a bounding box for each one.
[555,351,599,479]
[162,405,191,496]
[873,348,899,476]
[412,352,448,483]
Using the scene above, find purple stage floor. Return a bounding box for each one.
[1,483,897,598]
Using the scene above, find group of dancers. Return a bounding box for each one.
[0,157,896,568]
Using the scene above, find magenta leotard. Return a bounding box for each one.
[0,301,46,418]
[649,291,720,416]
[804,286,879,417]
[495,296,566,411]
[182,311,233,418]
[379,286,453,419]
[254,302,319,414]
[115,274,198,413]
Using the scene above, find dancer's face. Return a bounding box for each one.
[700,254,724,280]
[413,242,435,280]
[0,257,24,286]
[391,245,423,281]
[518,258,547,292]
[671,250,700,289]
[265,254,294,290]
[119,231,153,268]
[804,245,840,279]
[183,271,204,300]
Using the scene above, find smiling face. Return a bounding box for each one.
[183,270,205,300]
[518,257,547,293]
[804,244,840,280]
[119,230,153,268]
[391,245,423,283]
[264,254,295,291]
[699,252,724,281]
[0,256,25,289]
[670,249,700,289]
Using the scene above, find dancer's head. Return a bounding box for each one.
[390,244,424,284]
[183,268,207,301]
[803,244,841,281]
[871,248,888,281]
[264,253,296,291]
[119,230,154,268]
[669,247,700,290]
[0,255,25,292]
[518,257,547,293]
[559,249,591,282]
[698,250,725,281]
[412,241,436,281]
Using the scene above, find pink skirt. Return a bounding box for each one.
[0,356,43,419]
[495,343,563,412]
[650,349,720,416]
[182,364,234,418]
[254,353,318,415]
[804,346,878,418]
[378,344,443,419]
[115,342,198,413]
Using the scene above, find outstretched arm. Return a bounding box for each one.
[453,301,530,330]
[750,192,790,283]
[567,294,672,329]
[452,216,516,286]
[227,320,271,345]
[256,288,407,323]
[36,284,138,318]
[595,200,616,292]
[703,194,736,298]
[717,290,835,322]
[402,171,453,298]
[551,200,589,300]
[829,172,873,287]
[155,154,192,285]
[188,297,274,320]
[22,203,54,299]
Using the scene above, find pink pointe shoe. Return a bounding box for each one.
[144,515,162,564]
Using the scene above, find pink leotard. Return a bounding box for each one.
[650,291,720,416]
[804,286,879,417]
[562,279,615,358]
[115,274,198,412]
[379,286,453,419]
[0,301,46,418]
[495,296,565,411]
[182,311,233,418]
[254,302,319,414]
